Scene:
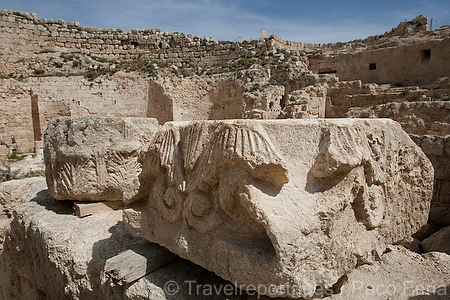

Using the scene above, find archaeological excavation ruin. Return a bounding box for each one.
[0,9,450,299]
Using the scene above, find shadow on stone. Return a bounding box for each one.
[87,220,151,299]
[88,220,252,299]
[130,258,252,300]
[29,189,74,215]
[408,284,450,300]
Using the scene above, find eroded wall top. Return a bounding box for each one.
[0,9,317,78]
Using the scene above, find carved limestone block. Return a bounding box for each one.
[123,119,434,299]
[44,117,159,202]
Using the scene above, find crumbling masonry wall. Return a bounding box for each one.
[0,74,149,151]
[147,74,245,124]
[309,37,450,86]
[308,15,450,87]
[326,80,450,118]
[2,9,450,151]
[0,9,316,77]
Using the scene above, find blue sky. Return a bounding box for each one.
[2,0,449,43]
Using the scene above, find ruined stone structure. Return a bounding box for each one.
[2,9,449,154]
[346,97,450,229]
[1,9,450,300]
[40,116,434,298]
[327,79,450,118]
[0,74,150,151]
[309,16,450,86]
[0,9,312,76]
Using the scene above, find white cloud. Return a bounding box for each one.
[100,0,403,43]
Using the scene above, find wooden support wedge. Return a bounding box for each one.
[104,242,177,284]
[74,202,113,217]
[74,201,123,218]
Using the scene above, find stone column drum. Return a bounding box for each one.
[123,118,433,298]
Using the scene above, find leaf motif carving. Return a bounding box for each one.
[204,122,284,168]
[57,157,92,195]
[106,150,141,189]
[152,125,181,183]
[147,121,288,233]
[188,122,288,191]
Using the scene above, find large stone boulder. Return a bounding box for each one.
[0,177,46,249]
[123,119,433,299]
[44,117,159,202]
[0,184,249,300]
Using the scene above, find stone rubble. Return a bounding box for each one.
[0,177,46,250]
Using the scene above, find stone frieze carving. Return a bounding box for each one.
[124,119,433,298]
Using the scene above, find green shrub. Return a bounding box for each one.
[157,61,167,68]
[72,60,81,68]
[19,169,45,179]
[35,49,56,54]
[8,150,26,161]
[0,166,20,182]
[84,67,114,81]
[419,82,439,90]
[181,69,191,77]
[249,84,260,92]
[92,56,109,63]
[269,77,278,85]
[60,53,75,62]
[33,69,45,75]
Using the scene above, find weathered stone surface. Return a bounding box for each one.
[253,246,450,300]
[421,226,450,255]
[123,118,433,298]
[0,177,46,249]
[0,177,46,215]
[44,117,159,202]
[8,154,45,177]
[0,185,252,300]
[345,100,450,136]
[279,85,327,119]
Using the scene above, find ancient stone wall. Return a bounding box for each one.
[148,73,245,124]
[269,34,319,51]
[0,9,318,77]
[309,25,450,86]
[345,100,450,135]
[310,37,450,86]
[0,72,149,151]
[0,79,35,152]
[327,80,450,118]
[1,9,449,153]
